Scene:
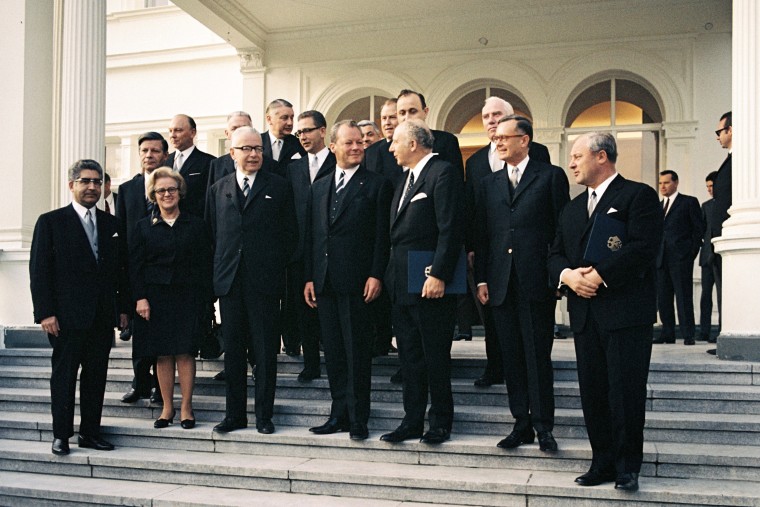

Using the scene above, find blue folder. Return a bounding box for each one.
[407,249,468,294]
[583,213,627,264]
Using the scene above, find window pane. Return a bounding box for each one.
[614,101,645,126]
[336,97,370,123]
[571,102,612,128]
[616,80,662,123]
[565,81,611,127]
[616,131,659,189]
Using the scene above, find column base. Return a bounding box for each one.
[717,334,760,362]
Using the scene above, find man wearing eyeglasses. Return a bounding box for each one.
[284,110,335,380]
[30,159,129,456]
[206,127,297,435]
[474,115,569,453]
[262,99,307,177]
[166,114,215,218]
[116,131,169,406]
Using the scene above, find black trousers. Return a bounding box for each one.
[466,270,501,379]
[491,277,555,434]
[286,261,321,371]
[393,296,456,432]
[317,288,373,425]
[48,324,112,439]
[219,272,280,422]
[657,258,696,339]
[369,290,393,354]
[699,264,718,338]
[574,314,652,474]
[131,356,157,395]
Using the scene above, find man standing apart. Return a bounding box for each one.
[166,114,215,218]
[654,170,703,345]
[548,133,662,492]
[381,120,464,444]
[474,115,568,452]
[710,111,732,345]
[30,159,129,455]
[206,127,296,434]
[304,120,392,440]
[699,171,720,342]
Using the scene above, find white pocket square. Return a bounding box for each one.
[410,193,427,202]
[607,208,618,214]
[265,195,273,199]
[112,232,119,237]
[189,172,201,176]
[291,153,302,160]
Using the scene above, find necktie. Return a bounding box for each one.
[663,197,670,216]
[105,199,110,215]
[84,209,98,258]
[509,166,519,189]
[310,155,319,183]
[335,171,346,193]
[273,139,282,161]
[399,171,415,211]
[174,152,183,172]
[587,190,597,218]
[242,176,250,197]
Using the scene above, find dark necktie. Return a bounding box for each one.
[105,199,110,214]
[335,171,346,193]
[663,197,670,216]
[399,172,415,210]
[242,176,250,198]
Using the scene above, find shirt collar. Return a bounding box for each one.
[506,155,530,174]
[178,145,195,159]
[664,191,679,202]
[310,147,329,169]
[335,164,360,186]
[71,200,96,221]
[409,152,436,180]
[588,172,619,201]
[235,163,257,189]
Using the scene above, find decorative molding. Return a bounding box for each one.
[107,44,237,69]
[238,49,265,74]
[662,121,698,139]
[534,128,565,144]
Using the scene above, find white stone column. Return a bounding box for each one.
[239,49,266,130]
[713,0,760,361]
[58,0,106,204]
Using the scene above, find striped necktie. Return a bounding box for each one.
[242,176,250,197]
[335,171,346,193]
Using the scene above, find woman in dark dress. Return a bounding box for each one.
[130,168,212,429]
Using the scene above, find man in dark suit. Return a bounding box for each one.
[98,172,116,216]
[465,97,553,388]
[380,119,464,445]
[699,171,720,341]
[474,115,569,453]
[206,127,297,435]
[285,110,335,381]
[30,159,129,456]
[710,111,732,351]
[116,131,168,405]
[166,114,216,218]
[548,133,663,492]
[304,120,392,440]
[654,170,704,345]
[262,99,307,176]
[364,99,398,175]
[357,120,382,149]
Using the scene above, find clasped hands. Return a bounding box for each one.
[561,267,604,298]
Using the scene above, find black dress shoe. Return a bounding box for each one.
[553,331,567,339]
[120,388,149,404]
[349,422,369,440]
[684,337,696,345]
[78,434,114,451]
[537,431,558,452]
[150,388,163,405]
[310,418,349,435]
[213,370,226,381]
[380,425,423,443]
[420,427,450,444]
[390,368,403,384]
[297,368,321,383]
[497,430,535,449]
[118,327,132,341]
[51,438,70,456]
[652,337,675,344]
[575,467,616,486]
[154,410,175,428]
[615,472,639,491]
[213,418,247,433]
[452,333,472,341]
[473,375,503,387]
[256,419,275,434]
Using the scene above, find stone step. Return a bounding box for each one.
[0,443,759,506]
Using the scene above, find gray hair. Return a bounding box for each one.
[483,96,514,116]
[68,159,103,182]
[266,99,293,114]
[357,120,380,133]
[230,126,261,145]
[585,132,618,163]
[227,110,252,122]
[330,120,362,144]
[401,119,434,149]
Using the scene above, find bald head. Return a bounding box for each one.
[482,97,514,141]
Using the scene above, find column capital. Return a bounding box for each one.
[661,121,698,139]
[238,49,265,75]
[534,127,564,145]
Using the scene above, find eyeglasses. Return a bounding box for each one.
[74,178,103,186]
[715,127,730,136]
[492,134,527,143]
[155,187,179,196]
[232,145,264,153]
[294,126,320,137]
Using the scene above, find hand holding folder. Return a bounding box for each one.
[407,249,467,294]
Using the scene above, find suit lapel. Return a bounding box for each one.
[494,170,512,205]
[244,171,267,209]
[220,174,243,213]
[66,205,98,267]
[664,194,681,221]
[393,158,433,223]
[178,149,198,178]
[332,166,366,224]
[581,174,625,239]
[314,152,336,182]
[512,161,538,202]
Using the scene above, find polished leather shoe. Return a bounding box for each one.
[615,472,639,491]
[149,388,163,405]
[78,434,114,451]
[297,368,321,383]
[652,337,675,344]
[452,333,472,341]
[497,430,535,449]
[575,467,616,486]
[310,418,349,434]
[473,375,503,387]
[213,370,226,381]
[684,337,696,345]
[380,425,422,443]
[213,418,247,433]
[349,422,369,440]
[256,419,275,434]
[537,431,558,452]
[420,427,450,444]
[118,327,132,341]
[154,410,175,428]
[389,368,403,385]
[284,347,301,357]
[180,419,196,429]
[120,388,149,404]
[51,438,69,456]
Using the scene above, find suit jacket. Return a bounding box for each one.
[286,152,336,263]
[548,175,663,333]
[464,142,551,251]
[116,173,151,247]
[699,199,717,267]
[306,166,392,295]
[474,159,569,306]
[166,147,216,218]
[30,204,128,330]
[385,156,464,306]
[657,193,704,268]
[206,170,297,297]
[711,153,732,240]
[364,139,387,175]
[262,131,307,176]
